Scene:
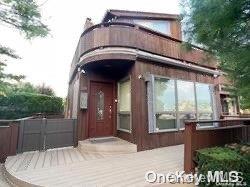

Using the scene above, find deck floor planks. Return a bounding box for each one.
[42,150,52,168]
[62,148,73,164]
[17,152,34,172]
[50,149,58,167]
[5,145,187,186]
[27,151,40,170]
[10,152,28,172]
[57,149,66,165]
[34,151,46,169]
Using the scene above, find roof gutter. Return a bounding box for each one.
[137,50,222,76]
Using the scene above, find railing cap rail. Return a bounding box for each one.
[185,118,250,124]
[0,116,34,123]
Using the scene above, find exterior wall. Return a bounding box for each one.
[68,59,220,150]
[66,73,80,119]
[170,20,182,40]
[131,60,218,151]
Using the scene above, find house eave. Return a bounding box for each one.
[76,47,222,76]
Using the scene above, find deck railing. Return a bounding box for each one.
[184,118,250,173]
[69,22,218,80]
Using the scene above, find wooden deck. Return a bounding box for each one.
[4,144,192,186]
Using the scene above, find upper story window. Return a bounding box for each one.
[133,19,171,35]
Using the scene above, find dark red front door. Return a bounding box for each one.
[89,82,114,138]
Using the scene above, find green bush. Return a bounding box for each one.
[196,147,250,187]
[0,92,63,119]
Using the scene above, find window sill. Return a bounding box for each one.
[152,128,179,133]
[196,125,215,130]
[198,124,245,131]
[117,129,131,133]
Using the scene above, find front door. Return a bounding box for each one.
[89,82,114,137]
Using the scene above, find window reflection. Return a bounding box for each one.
[177,80,195,112]
[152,77,215,131]
[119,80,131,112]
[196,83,212,113]
[154,78,176,130]
[133,19,171,35]
[156,113,176,130]
[155,78,175,112]
[118,79,131,132]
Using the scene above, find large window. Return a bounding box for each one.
[196,83,213,126]
[133,19,171,35]
[155,78,176,130]
[118,79,131,132]
[149,76,215,132]
[177,80,196,128]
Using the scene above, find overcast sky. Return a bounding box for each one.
[1,0,180,97]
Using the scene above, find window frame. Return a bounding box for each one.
[117,77,132,133]
[147,74,217,133]
[195,83,216,128]
[133,19,171,36]
[154,76,178,132]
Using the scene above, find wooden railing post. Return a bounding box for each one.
[9,122,19,156]
[184,122,196,173]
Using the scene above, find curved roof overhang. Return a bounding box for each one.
[77,47,222,76]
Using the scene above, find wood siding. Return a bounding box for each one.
[131,60,216,151]
[70,22,218,80]
[184,121,250,173]
[73,59,220,150]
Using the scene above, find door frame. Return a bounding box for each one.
[87,80,117,138]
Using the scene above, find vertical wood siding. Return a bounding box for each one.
[184,121,250,173]
[131,60,217,151]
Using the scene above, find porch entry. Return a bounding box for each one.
[89,81,114,138]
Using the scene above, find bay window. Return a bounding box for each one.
[148,75,216,133]
[118,79,131,132]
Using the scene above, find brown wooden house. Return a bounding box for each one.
[66,9,240,151]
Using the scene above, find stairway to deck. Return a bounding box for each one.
[78,137,137,156]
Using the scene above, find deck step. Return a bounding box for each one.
[78,137,137,155]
